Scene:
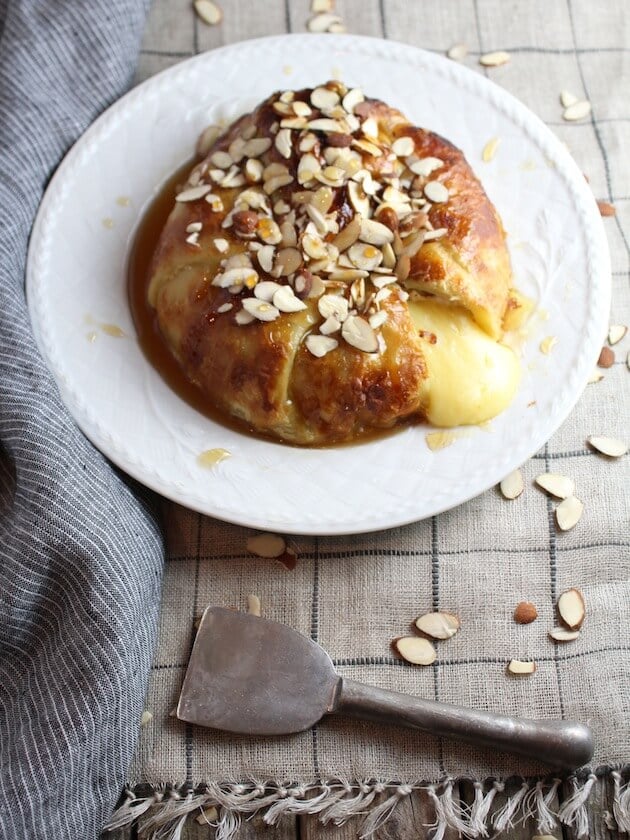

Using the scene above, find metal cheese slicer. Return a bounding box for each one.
[177,607,593,770]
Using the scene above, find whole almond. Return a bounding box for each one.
[514,601,538,624]
[598,346,615,368]
[597,200,616,217]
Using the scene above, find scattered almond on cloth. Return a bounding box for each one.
[193,0,222,26]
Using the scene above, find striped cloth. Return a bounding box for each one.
[0,2,162,839]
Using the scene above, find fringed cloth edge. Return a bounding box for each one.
[105,765,630,838]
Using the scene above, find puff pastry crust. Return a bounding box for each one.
[147,83,515,445]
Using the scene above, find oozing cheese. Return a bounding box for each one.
[408,299,520,427]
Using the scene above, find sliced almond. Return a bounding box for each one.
[342,88,365,114]
[394,637,436,666]
[246,533,286,558]
[273,285,307,313]
[254,280,282,302]
[256,245,276,274]
[587,369,604,384]
[359,218,394,246]
[557,588,585,629]
[479,50,511,67]
[447,43,468,62]
[175,185,212,202]
[499,469,524,499]
[140,710,153,725]
[194,0,222,26]
[392,136,415,157]
[507,659,536,675]
[307,12,344,33]
[318,294,348,321]
[535,473,574,499]
[587,435,628,458]
[311,0,334,11]
[275,247,303,276]
[210,150,233,169]
[243,137,272,157]
[257,218,283,245]
[513,601,538,624]
[549,626,580,642]
[425,431,457,451]
[415,612,460,640]
[555,496,583,531]
[241,298,280,322]
[306,334,338,357]
[409,157,443,177]
[341,315,378,353]
[348,181,370,216]
[608,324,627,345]
[275,128,293,159]
[424,180,449,203]
[196,124,222,157]
[213,238,229,254]
[310,87,340,110]
[320,315,341,335]
[563,100,591,121]
[560,90,578,108]
[482,137,500,162]
[247,593,261,617]
[539,335,557,355]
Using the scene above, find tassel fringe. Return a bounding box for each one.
[104,768,629,839]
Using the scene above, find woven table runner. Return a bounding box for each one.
[109,1,629,837]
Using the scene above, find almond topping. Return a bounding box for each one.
[318,293,348,322]
[342,314,378,352]
[555,496,584,531]
[306,334,338,357]
[394,637,436,666]
[275,128,293,159]
[499,469,524,499]
[587,435,628,458]
[359,218,394,246]
[415,612,460,640]
[409,157,444,177]
[175,185,211,202]
[273,285,307,313]
[257,218,283,245]
[557,588,586,629]
[241,298,280,322]
[424,180,449,203]
[535,473,574,499]
[254,281,282,302]
[392,136,415,157]
[342,88,365,114]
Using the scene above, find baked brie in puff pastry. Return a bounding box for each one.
[147,82,525,445]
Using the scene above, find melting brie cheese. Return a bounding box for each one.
[408,299,520,427]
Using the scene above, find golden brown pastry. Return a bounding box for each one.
[147,82,522,445]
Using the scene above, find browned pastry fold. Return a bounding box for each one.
[147,82,514,445]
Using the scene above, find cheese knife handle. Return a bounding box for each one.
[333,678,593,770]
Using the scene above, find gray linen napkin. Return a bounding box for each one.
[0,2,163,838]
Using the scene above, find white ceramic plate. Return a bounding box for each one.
[27,34,610,535]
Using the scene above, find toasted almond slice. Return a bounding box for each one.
[210,150,232,169]
[359,218,394,246]
[213,238,229,254]
[348,181,370,216]
[342,315,378,353]
[557,588,585,629]
[424,180,449,203]
[257,217,283,245]
[235,310,255,326]
[310,87,340,109]
[175,184,211,202]
[342,88,365,114]
[535,473,574,500]
[241,298,280,322]
[447,43,468,62]
[320,315,341,335]
[254,280,282,302]
[499,469,524,499]
[256,245,276,274]
[196,124,222,157]
[560,90,578,108]
[244,137,272,157]
[392,136,415,157]
[306,334,338,357]
[275,128,293,159]
[415,612,460,640]
[194,0,222,26]
[608,324,627,345]
[307,12,343,32]
[563,100,591,121]
[549,626,580,642]
[247,594,261,617]
[507,659,536,675]
[409,157,443,177]
[216,302,233,314]
[273,285,307,313]
[587,435,628,458]
[555,496,583,531]
[394,637,436,666]
[482,137,500,162]
[479,50,510,67]
[247,533,286,558]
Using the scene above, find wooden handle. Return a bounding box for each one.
[333,678,593,770]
